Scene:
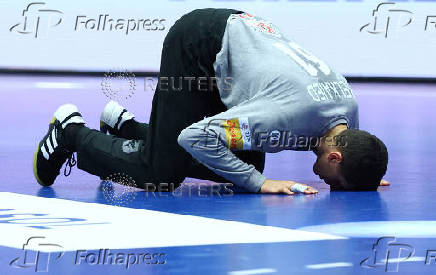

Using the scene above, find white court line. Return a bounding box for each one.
[35,82,82,89]
[306,257,426,270]
[0,192,345,252]
[228,268,277,275]
[306,262,353,269]
[299,221,436,238]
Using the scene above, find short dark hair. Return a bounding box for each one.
[337,129,388,191]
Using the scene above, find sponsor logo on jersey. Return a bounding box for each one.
[222,117,251,150]
[240,117,252,150]
[231,13,281,38]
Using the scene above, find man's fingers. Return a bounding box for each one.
[282,187,294,195]
[304,187,318,194]
[287,183,318,195]
[262,180,318,195]
[380,179,390,186]
[286,182,296,189]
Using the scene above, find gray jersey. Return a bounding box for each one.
[178,13,359,192]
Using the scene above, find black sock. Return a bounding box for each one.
[64,124,84,152]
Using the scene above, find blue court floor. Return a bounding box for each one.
[1,75,436,275]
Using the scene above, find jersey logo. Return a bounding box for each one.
[230,13,281,38]
[222,117,251,150]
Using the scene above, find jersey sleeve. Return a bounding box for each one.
[177,107,267,193]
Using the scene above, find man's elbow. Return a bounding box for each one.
[177,128,198,152]
[178,126,219,153]
[177,128,189,150]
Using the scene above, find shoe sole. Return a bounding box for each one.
[33,117,56,187]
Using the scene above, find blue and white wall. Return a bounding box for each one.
[0,0,435,77]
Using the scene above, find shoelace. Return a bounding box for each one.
[64,153,77,176]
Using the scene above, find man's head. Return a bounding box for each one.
[312,128,388,191]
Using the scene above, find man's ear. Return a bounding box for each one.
[327,152,343,163]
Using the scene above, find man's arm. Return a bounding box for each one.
[177,116,266,193]
[177,109,318,194]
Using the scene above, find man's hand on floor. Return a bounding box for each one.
[260,179,318,195]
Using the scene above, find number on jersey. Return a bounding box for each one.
[274,41,331,77]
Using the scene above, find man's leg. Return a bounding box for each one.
[33,104,154,189]
[70,125,155,190]
[143,9,249,186]
[99,100,149,141]
[118,120,149,141]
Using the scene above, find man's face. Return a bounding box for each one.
[312,144,347,190]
